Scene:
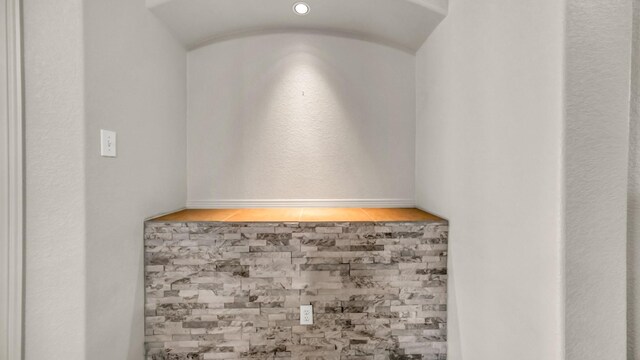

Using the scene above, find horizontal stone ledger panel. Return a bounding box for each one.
[144,221,448,360]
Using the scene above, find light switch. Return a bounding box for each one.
[100,130,117,157]
[300,305,313,325]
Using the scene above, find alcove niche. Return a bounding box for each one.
[148,0,448,208]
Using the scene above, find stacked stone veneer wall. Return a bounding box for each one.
[144,220,448,360]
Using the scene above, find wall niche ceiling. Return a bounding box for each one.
[147,0,448,52]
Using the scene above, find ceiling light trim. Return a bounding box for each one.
[293,2,310,15]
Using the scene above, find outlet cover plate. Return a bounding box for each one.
[300,305,313,325]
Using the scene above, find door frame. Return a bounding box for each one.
[1,0,23,359]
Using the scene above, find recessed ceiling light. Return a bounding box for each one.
[293,2,310,15]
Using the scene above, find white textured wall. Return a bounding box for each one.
[415,1,565,359]
[416,0,632,359]
[24,0,186,359]
[564,1,631,359]
[629,0,640,357]
[83,0,186,358]
[23,0,87,358]
[187,34,416,206]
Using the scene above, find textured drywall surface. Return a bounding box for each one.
[0,0,8,356]
[23,0,87,358]
[187,34,415,204]
[564,1,632,359]
[415,1,565,359]
[83,0,187,358]
[629,0,640,358]
[144,220,448,360]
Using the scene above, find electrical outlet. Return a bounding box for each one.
[100,130,117,158]
[300,305,313,325]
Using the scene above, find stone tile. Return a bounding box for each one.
[145,220,448,360]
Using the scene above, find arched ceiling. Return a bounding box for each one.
[147,0,448,53]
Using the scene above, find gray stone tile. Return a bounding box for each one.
[145,220,448,360]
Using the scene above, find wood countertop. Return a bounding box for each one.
[149,208,444,223]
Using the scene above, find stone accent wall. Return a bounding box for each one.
[144,220,448,360]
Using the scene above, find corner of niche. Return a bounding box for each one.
[146,0,172,10]
[407,0,449,16]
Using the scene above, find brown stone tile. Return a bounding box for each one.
[300,208,372,222]
[151,209,239,222]
[361,208,443,222]
[225,208,303,222]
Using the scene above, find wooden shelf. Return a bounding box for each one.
[150,208,444,223]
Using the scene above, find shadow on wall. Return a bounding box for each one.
[447,238,463,359]
[127,243,146,359]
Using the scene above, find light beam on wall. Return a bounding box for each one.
[245,47,367,197]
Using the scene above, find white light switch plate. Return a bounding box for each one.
[300,305,313,325]
[100,130,117,157]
